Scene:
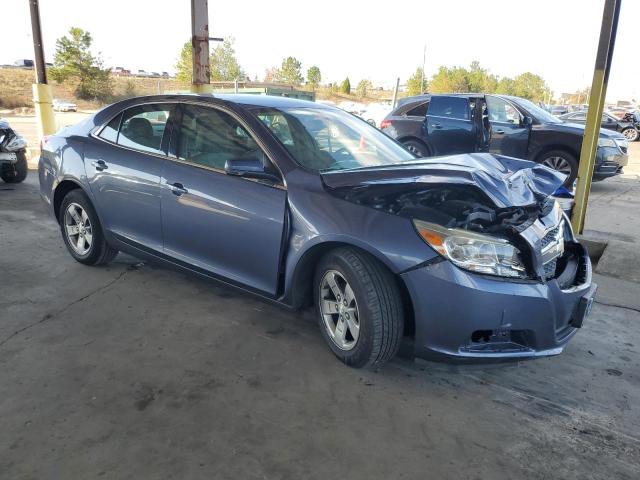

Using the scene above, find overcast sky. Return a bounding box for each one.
[3,0,638,101]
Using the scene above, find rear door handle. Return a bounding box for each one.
[92,159,108,171]
[170,182,188,196]
[433,123,442,129]
[494,129,505,134]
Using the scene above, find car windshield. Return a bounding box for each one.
[251,106,414,172]
[516,98,563,124]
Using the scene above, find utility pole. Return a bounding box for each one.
[28,0,55,139]
[190,0,223,93]
[191,0,210,92]
[571,0,622,234]
[420,44,426,93]
[392,77,400,109]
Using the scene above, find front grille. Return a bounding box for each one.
[541,224,560,249]
[543,259,557,278]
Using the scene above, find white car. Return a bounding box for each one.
[361,102,393,128]
[52,99,78,112]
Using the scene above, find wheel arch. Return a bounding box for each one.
[531,144,579,164]
[285,240,415,341]
[53,179,86,223]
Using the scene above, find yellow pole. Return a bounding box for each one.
[571,0,622,233]
[32,83,56,138]
[29,0,56,140]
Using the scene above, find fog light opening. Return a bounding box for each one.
[471,330,493,343]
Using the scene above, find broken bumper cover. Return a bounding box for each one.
[401,245,594,361]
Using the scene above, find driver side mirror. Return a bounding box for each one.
[225,156,281,183]
[521,116,533,127]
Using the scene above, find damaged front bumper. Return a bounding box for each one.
[401,243,595,361]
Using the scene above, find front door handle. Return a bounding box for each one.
[494,129,505,134]
[92,159,108,171]
[170,182,188,196]
[433,123,442,129]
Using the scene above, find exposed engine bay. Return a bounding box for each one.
[331,183,555,238]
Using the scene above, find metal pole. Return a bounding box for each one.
[29,0,46,84]
[190,0,211,92]
[571,0,622,234]
[420,44,426,93]
[28,0,55,139]
[392,77,400,109]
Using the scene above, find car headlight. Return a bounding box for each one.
[413,219,528,278]
[598,138,617,148]
[615,138,628,150]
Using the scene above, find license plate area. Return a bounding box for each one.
[0,152,18,161]
[569,284,597,328]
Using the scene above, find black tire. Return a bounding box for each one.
[59,189,118,266]
[538,149,578,187]
[314,247,404,368]
[0,151,28,183]
[622,127,639,142]
[402,139,430,157]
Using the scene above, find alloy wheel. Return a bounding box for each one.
[407,145,422,155]
[623,128,639,141]
[64,202,93,255]
[319,270,360,351]
[542,156,572,175]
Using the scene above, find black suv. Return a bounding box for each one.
[381,94,629,185]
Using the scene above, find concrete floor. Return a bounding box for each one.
[1,177,639,479]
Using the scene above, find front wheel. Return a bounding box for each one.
[0,151,28,183]
[622,127,639,142]
[314,248,404,368]
[539,150,578,187]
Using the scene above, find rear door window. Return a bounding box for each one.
[117,104,173,154]
[427,96,469,120]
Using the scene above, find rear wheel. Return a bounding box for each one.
[0,151,28,183]
[539,150,578,187]
[622,127,639,142]
[314,248,404,368]
[59,189,118,265]
[402,139,430,157]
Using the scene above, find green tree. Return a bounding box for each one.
[467,61,498,93]
[175,37,245,83]
[276,57,303,84]
[511,72,548,101]
[306,66,321,89]
[429,66,470,93]
[495,77,516,95]
[406,67,428,96]
[355,79,372,98]
[49,27,112,101]
[340,77,351,94]
[175,41,192,82]
[211,37,245,81]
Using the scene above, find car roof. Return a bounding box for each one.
[106,93,328,110]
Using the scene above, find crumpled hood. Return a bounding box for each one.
[321,153,565,209]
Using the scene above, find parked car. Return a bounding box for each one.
[548,105,569,116]
[559,111,639,142]
[381,94,629,186]
[0,118,28,183]
[360,102,393,128]
[621,111,640,140]
[39,94,596,368]
[13,59,34,68]
[52,99,78,112]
